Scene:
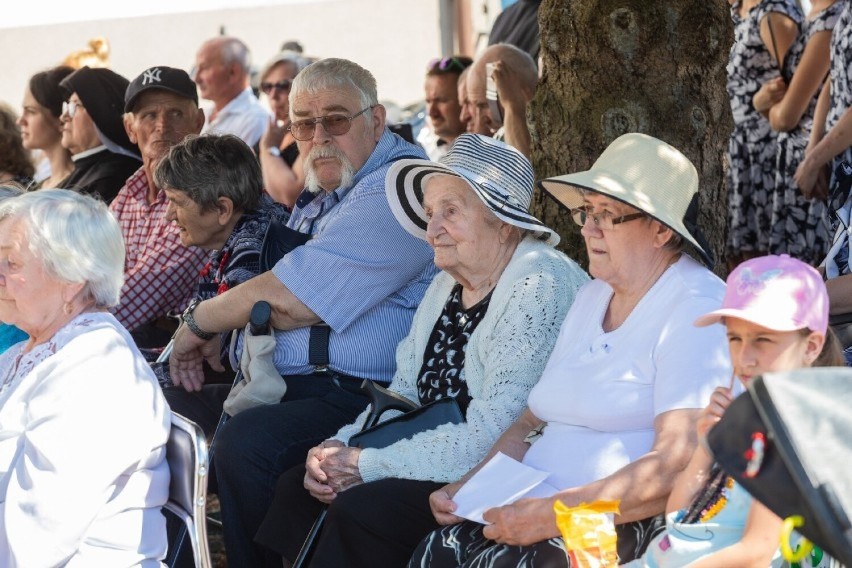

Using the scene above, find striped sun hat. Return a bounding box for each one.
[386,133,559,245]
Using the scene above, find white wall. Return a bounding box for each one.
[0,0,442,112]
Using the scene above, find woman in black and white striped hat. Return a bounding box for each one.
[254,133,589,567]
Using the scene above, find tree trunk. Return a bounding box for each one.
[529,0,733,275]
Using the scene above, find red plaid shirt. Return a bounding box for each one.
[109,168,207,331]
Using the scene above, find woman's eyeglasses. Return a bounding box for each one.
[570,207,645,231]
[288,106,373,141]
[261,79,293,95]
[62,100,83,119]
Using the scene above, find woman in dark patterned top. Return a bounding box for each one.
[726,0,802,268]
[154,134,289,421]
[753,0,844,264]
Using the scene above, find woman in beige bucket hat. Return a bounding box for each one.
[409,133,732,567]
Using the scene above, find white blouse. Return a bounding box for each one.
[0,312,170,567]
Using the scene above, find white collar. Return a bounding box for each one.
[71,145,107,162]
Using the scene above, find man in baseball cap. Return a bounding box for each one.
[109,66,207,347]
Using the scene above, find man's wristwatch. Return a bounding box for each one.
[182,299,216,341]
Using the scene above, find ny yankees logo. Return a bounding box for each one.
[142,68,162,85]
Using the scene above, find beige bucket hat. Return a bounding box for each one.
[537,132,713,267]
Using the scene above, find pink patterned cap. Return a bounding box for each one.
[695,254,828,333]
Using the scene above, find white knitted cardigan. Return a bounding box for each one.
[332,236,589,483]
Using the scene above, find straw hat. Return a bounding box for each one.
[386,133,559,245]
[537,132,713,266]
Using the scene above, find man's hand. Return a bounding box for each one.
[168,323,222,392]
[429,482,464,525]
[491,60,532,114]
[481,496,560,546]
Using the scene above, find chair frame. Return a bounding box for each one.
[163,411,212,568]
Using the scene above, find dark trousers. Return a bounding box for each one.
[256,463,443,568]
[213,374,371,568]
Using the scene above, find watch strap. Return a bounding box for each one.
[183,303,216,341]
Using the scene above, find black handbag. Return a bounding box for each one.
[708,369,852,566]
[349,397,464,449]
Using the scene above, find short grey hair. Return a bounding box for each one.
[154,133,262,212]
[219,37,252,74]
[0,189,124,308]
[290,58,378,113]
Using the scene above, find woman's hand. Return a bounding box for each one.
[696,386,734,441]
[481,497,559,546]
[429,482,464,525]
[306,445,363,499]
[753,77,787,113]
[795,154,826,199]
[260,117,288,153]
[168,324,222,391]
[304,440,345,503]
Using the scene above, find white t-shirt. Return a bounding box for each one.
[202,87,271,148]
[525,255,731,491]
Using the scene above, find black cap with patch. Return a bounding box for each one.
[124,66,198,113]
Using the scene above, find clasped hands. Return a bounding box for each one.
[303,440,364,504]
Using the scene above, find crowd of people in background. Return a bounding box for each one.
[0,0,849,565]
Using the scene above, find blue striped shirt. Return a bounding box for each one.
[269,130,437,382]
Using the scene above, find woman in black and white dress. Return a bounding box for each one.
[754,0,844,265]
[726,0,802,267]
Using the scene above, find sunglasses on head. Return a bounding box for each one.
[427,57,469,73]
[261,79,293,95]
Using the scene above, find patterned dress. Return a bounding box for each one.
[769,2,844,264]
[827,0,852,178]
[727,0,804,256]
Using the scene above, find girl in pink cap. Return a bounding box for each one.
[625,254,842,568]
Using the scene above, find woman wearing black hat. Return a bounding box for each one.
[59,66,142,203]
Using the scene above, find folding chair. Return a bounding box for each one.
[163,411,212,568]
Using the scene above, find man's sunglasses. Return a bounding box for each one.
[288,106,374,141]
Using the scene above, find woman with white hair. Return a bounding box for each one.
[258,50,311,207]
[0,190,170,566]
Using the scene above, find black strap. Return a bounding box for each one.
[766,12,783,71]
[308,324,331,370]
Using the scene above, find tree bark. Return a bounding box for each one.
[530,0,733,275]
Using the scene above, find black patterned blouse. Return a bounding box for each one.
[416,283,493,416]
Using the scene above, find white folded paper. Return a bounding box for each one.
[452,452,559,524]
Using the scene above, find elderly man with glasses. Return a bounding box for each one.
[167,57,436,568]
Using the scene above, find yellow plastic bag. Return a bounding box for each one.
[554,499,620,568]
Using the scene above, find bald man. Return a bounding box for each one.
[194,36,270,147]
